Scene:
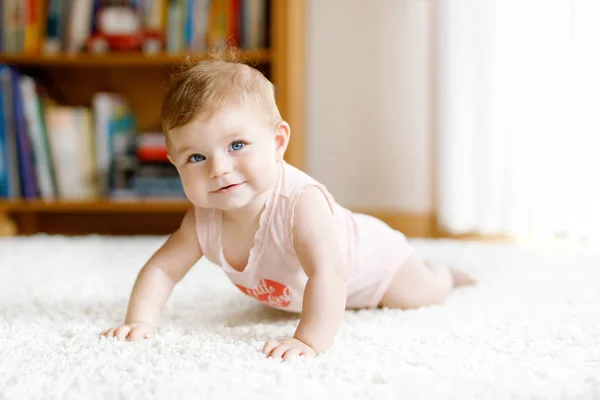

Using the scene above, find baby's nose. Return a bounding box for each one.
[209,156,233,177]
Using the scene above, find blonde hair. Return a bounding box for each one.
[160,48,281,134]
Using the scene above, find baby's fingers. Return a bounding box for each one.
[114,325,132,341]
[270,344,291,360]
[127,327,150,341]
[282,347,303,361]
[262,339,280,356]
[101,328,116,338]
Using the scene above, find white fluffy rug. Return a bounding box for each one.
[1,235,599,399]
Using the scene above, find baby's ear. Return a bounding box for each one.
[274,120,290,160]
[164,133,176,165]
[166,140,176,165]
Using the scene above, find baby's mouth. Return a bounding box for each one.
[212,182,245,194]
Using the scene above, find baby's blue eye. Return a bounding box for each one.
[229,141,245,151]
[189,154,205,163]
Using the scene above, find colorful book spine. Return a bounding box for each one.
[10,68,39,198]
[0,0,4,53]
[24,0,42,54]
[0,66,21,198]
[19,75,57,198]
[44,0,65,54]
[0,80,7,197]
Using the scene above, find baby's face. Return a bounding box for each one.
[167,107,286,211]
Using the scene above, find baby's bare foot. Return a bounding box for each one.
[450,268,476,287]
[424,261,477,287]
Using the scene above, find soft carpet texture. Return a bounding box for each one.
[1,235,599,399]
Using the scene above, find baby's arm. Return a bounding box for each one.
[101,208,203,341]
[263,186,347,359]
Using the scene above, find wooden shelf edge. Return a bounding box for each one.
[1,199,193,213]
[0,49,272,67]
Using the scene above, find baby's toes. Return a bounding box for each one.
[451,268,477,287]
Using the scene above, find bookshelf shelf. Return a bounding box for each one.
[1,199,192,236]
[0,50,272,67]
[0,199,192,213]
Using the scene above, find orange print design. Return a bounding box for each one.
[235,279,292,308]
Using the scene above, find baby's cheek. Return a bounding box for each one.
[248,150,276,173]
[180,175,207,204]
[250,167,278,193]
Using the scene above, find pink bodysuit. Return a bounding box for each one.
[194,160,414,313]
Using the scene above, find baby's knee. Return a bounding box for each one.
[379,256,453,309]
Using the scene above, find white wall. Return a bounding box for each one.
[305,0,433,213]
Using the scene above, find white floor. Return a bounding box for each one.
[1,235,599,399]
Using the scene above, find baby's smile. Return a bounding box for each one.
[211,182,246,194]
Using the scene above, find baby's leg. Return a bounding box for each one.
[379,254,475,309]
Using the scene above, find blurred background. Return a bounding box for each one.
[1,0,598,244]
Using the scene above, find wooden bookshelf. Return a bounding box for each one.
[0,50,272,67]
[0,199,193,236]
[0,199,193,213]
[0,0,306,236]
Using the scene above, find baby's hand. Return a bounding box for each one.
[100,322,154,341]
[262,337,317,361]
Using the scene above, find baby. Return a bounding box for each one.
[101,51,475,361]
